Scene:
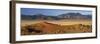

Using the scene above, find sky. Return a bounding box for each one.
[21,8,92,16]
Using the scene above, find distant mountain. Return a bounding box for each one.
[21,14,60,20]
[58,13,92,19]
[21,14,33,20]
[21,13,92,20]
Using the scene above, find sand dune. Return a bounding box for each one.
[21,22,92,35]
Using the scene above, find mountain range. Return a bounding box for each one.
[21,12,92,20]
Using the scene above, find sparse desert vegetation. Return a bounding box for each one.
[21,20,92,35]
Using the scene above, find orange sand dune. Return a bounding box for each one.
[21,22,92,35]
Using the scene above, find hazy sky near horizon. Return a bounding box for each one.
[21,8,92,16]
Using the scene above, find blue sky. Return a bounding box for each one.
[21,8,92,16]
